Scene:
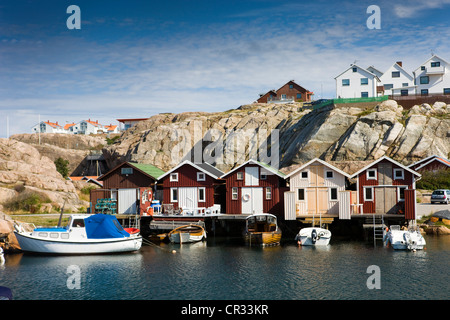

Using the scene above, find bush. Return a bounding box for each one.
[4,192,51,213]
[54,157,69,178]
[417,169,450,190]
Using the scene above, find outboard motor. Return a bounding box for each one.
[311,229,317,244]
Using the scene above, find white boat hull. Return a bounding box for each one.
[296,227,331,246]
[385,228,426,250]
[14,231,142,254]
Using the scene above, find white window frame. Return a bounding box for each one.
[393,168,404,180]
[197,172,206,181]
[266,187,272,200]
[170,188,178,202]
[237,172,244,180]
[198,187,206,202]
[398,186,407,202]
[232,187,238,200]
[329,188,338,201]
[364,187,374,201]
[170,172,178,182]
[301,171,308,179]
[260,171,267,180]
[325,171,334,179]
[366,169,377,180]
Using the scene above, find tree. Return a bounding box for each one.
[54,157,70,178]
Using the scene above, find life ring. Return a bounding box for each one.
[243,193,251,202]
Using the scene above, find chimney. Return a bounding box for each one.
[396,61,402,67]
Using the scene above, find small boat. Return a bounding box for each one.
[244,213,282,246]
[14,214,142,254]
[384,225,426,251]
[295,227,331,246]
[168,224,206,243]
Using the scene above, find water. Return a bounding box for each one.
[1,235,449,300]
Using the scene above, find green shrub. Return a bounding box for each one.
[54,157,69,178]
[4,192,51,213]
[417,169,450,190]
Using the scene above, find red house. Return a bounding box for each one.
[408,155,450,172]
[158,160,224,212]
[350,156,421,220]
[221,159,288,217]
[257,80,314,103]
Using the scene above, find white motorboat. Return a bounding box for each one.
[384,225,426,251]
[14,214,142,254]
[295,227,331,246]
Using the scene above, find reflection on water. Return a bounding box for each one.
[0,236,449,300]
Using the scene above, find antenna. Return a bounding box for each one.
[430,48,434,56]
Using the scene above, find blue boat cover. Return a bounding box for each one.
[84,214,130,239]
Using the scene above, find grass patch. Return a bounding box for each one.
[11,215,70,228]
[4,192,52,214]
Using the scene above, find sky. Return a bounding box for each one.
[1,0,450,138]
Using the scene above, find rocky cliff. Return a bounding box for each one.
[0,138,88,212]
[103,100,450,172]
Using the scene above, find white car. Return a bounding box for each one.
[431,189,450,204]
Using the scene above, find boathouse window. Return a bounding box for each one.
[170,188,178,202]
[260,171,267,180]
[325,171,334,179]
[121,167,133,175]
[364,187,374,201]
[198,187,206,202]
[266,187,272,200]
[398,186,406,201]
[330,188,338,201]
[301,171,308,179]
[197,172,206,181]
[366,169,377,180]
[237,172,244,180]
[297,188,305,201]
[393,168,404,180]
[232,187,238,200]
[170,173,178,182]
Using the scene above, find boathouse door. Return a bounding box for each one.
[306,188,328,215]
[245,167,259,186]
[118,188,138,214]
[178,187,198,209]
[375,187,396,214]
[241,187,263,214]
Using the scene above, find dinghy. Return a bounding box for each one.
[14,214,142,254]
[168,224,206,243]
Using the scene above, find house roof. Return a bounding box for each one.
[157,160,224,180]
[284,158,351,179]
[409,155,450,171]
[220,159,286,179]
[85,119,102,127]
[350,155,421,178]
[414,54,450,72]
[382,62,414,80]
[104,124,118,131]
[334,64,381,82]
[64,123,76,130]
[98,161,165,181]
[44,121,62,128]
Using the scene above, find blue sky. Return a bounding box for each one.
[1,0,450,138]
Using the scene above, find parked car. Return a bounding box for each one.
[431,189,450,204]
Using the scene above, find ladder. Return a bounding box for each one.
[372,214,385,246]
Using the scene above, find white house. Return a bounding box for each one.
[335,64,381,98]
[413,55,450,95]
[379,61,415,96]
[73,119,105,135]
[31,121,66,134]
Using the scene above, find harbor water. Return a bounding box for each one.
[1,235,449,300]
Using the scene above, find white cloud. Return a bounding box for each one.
[393,0,450,18]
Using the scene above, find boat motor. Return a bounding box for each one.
[311,229,317,244]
